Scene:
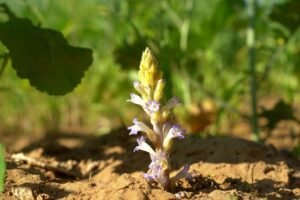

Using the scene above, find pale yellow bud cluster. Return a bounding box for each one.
[138,48,163,99]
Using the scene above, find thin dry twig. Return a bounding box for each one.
[11,153,80,177]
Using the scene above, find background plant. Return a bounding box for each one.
[0,0,299,143]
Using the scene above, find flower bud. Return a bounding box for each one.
[154,79,166,101]
[133,81,148,98]
[138,48,162,90]
[162,110,171,121]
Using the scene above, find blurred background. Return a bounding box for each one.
[0,0,300,150]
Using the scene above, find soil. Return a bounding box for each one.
[1,127,300,200]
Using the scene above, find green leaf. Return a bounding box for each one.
[0,15,93,95]
[0,144,5,193]
[270,0,300,34]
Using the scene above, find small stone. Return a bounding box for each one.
[12,186,35,200]
[36,193,50,200]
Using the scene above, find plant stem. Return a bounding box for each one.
[180,0,193,52]
[246,0,259,141]
[0,54,9,79]
[162,159,171,191]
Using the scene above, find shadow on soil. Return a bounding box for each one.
[12,127,300,199]
[19,127,300,170]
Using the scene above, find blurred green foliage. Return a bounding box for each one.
[0,144,4,193]
[0,0,299,135]
[0,4,93,95]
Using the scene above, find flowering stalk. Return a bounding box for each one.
[128,47,192,191]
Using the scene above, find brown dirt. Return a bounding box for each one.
[2,128,300,200]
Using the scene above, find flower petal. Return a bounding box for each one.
[128,125,138,135]
[144,173,155,182]
[145,100,160,113]
[166,124,185,140]
[163,124,185,151]
[127,93,145,107]
[163,97,181,111]
[128,118,153,135]
[144,150,168,184]
[133,136,155,155]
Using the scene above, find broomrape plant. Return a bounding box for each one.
[128,47,192,191]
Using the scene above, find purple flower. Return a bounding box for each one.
[144,173,156,182]
[166,124,185,140]
[163,124,185,151]
[127,93,160,115]
[144,163,161,182]
[145,100,160,113]
[133,136,155,155]
[144,150,169,185]
[128,118,153,135]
